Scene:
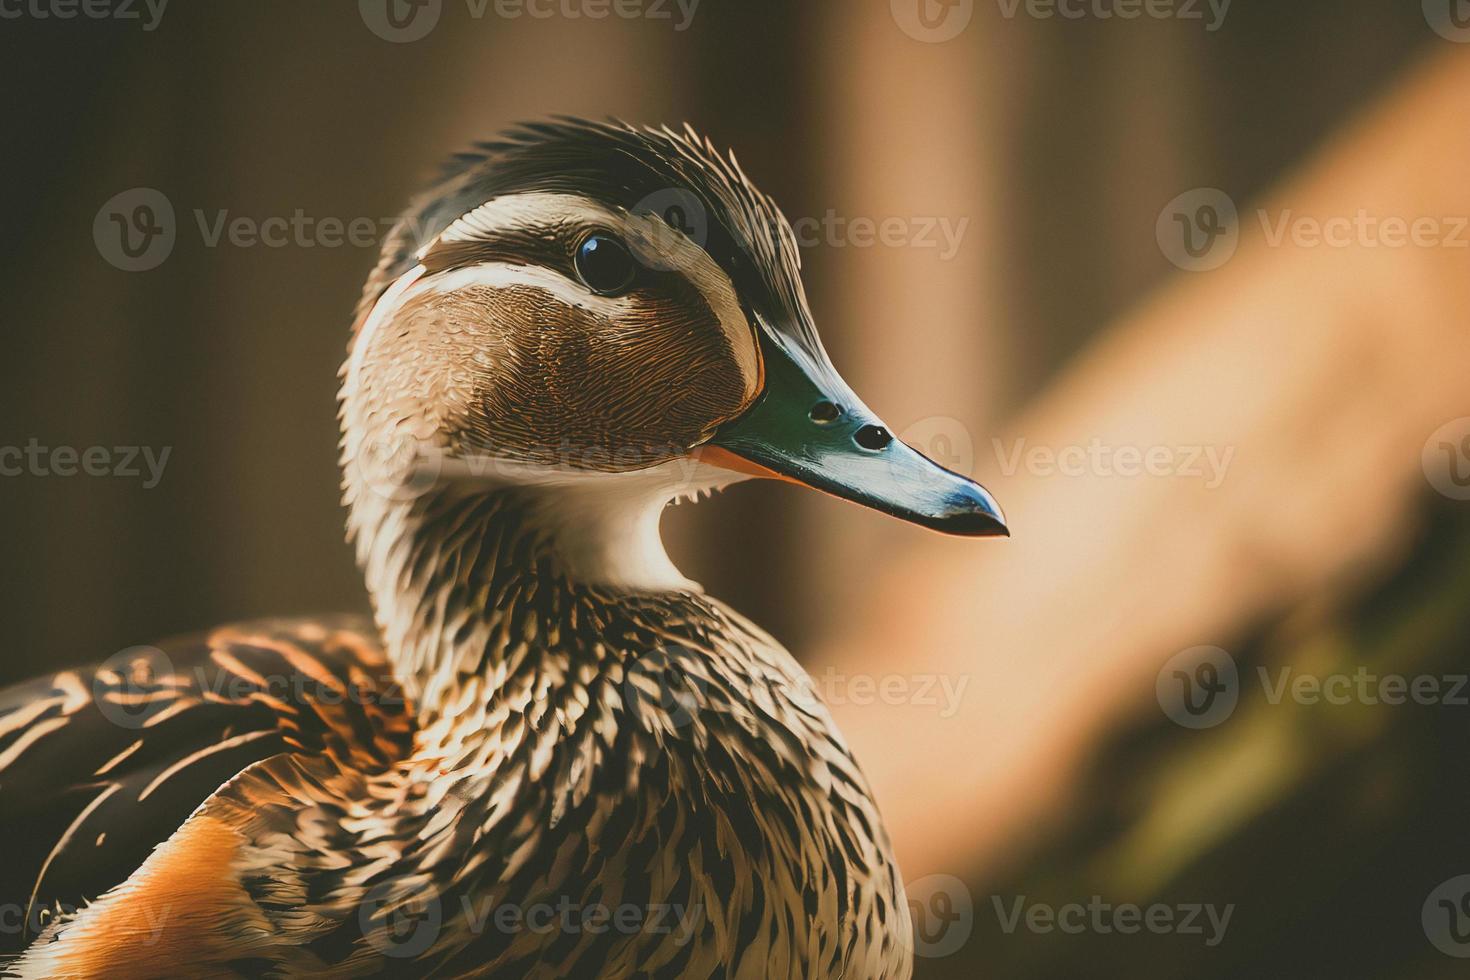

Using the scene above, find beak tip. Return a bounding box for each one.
[945,511,1010,538]
[940,485,1008,538]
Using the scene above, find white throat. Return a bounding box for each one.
[346,454,744,601]
[516,459,740,592]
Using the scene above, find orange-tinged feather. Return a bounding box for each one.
[14,815,266,979]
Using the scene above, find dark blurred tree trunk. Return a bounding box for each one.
[931,498,1470,979]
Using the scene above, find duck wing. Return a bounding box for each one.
[0,616,413,956]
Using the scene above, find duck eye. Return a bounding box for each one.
[575,234,638,296]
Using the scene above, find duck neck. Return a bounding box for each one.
[345,467,722,730]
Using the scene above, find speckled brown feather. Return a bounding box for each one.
[0,619,412,961]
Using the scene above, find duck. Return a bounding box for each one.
[0,119,1005,979]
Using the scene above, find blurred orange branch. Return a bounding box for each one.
[821,48,1470,879]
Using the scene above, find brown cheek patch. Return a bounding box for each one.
[386,279,753,471]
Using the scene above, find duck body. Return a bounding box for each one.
[2,120,1004,978]
[6,492,910,978]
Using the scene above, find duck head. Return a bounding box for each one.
[341,120,1004,589]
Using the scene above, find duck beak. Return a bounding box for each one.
[703,337,1008,538]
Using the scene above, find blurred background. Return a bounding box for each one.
[3,1,1470,976]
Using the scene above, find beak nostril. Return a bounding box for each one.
[809,401,842,424]
[853,424,893,451]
